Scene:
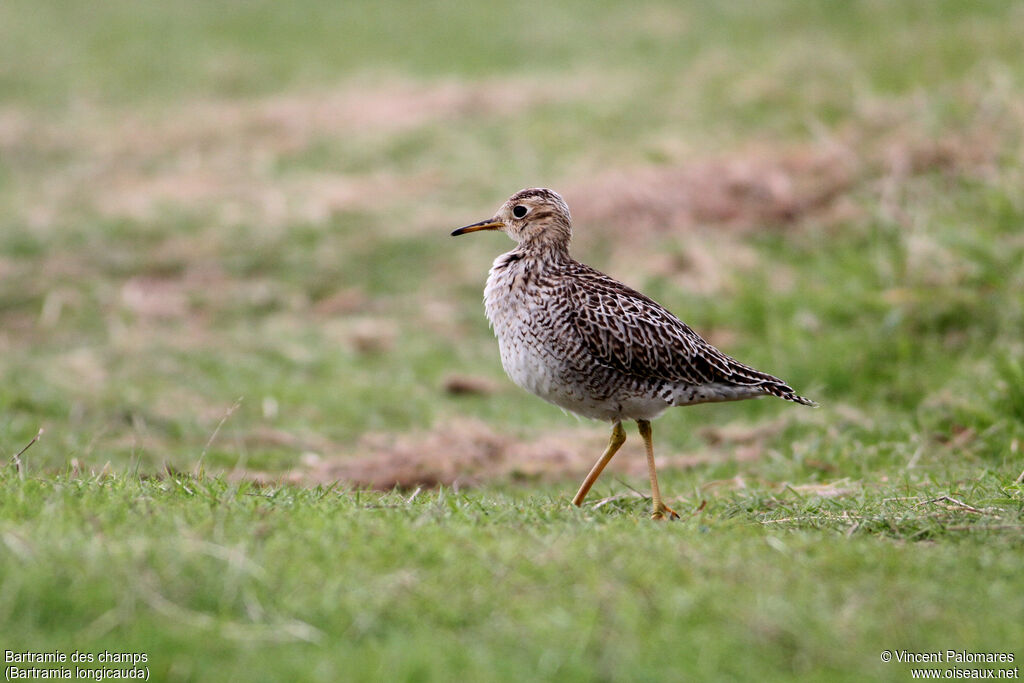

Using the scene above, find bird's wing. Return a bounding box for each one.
[563,263,784,389]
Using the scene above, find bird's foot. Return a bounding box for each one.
[651,502,680,521]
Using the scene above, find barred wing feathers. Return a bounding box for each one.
[563,264,815,406]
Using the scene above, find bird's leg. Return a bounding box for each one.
[637,420,679,521]
[572,421,626,507]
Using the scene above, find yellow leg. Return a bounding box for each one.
[572,421,626,506]
[638,420,679,521]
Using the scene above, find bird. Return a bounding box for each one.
[451,188,815,520]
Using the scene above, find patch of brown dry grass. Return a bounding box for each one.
[237,417,784,490]
[0,74,605,228]
[567,145,857,236]
[567,121,1006,240]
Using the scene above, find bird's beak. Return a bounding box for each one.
[451,218,503,237]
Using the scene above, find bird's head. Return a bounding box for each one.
[451,188,572,249]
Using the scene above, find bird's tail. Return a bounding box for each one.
[763,381,817,407]
[717,354,817,407]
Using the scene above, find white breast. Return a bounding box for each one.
[484,252,551,396]
[482,252,630,420]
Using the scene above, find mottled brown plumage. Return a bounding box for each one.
[453,188,815,519]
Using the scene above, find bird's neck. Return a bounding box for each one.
[514,239,571,265]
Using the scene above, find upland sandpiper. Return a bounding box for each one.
[452,188,815,519]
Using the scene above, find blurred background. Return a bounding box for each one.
[1,0,1022,484]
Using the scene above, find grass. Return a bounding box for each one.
[2,0,1023,680]
[2,471,1021,681]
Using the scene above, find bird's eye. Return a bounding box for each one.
[512,205,529,219]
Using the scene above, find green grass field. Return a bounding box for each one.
[1,1,1023,680]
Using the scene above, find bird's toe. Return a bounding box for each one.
[651,503,681,521]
